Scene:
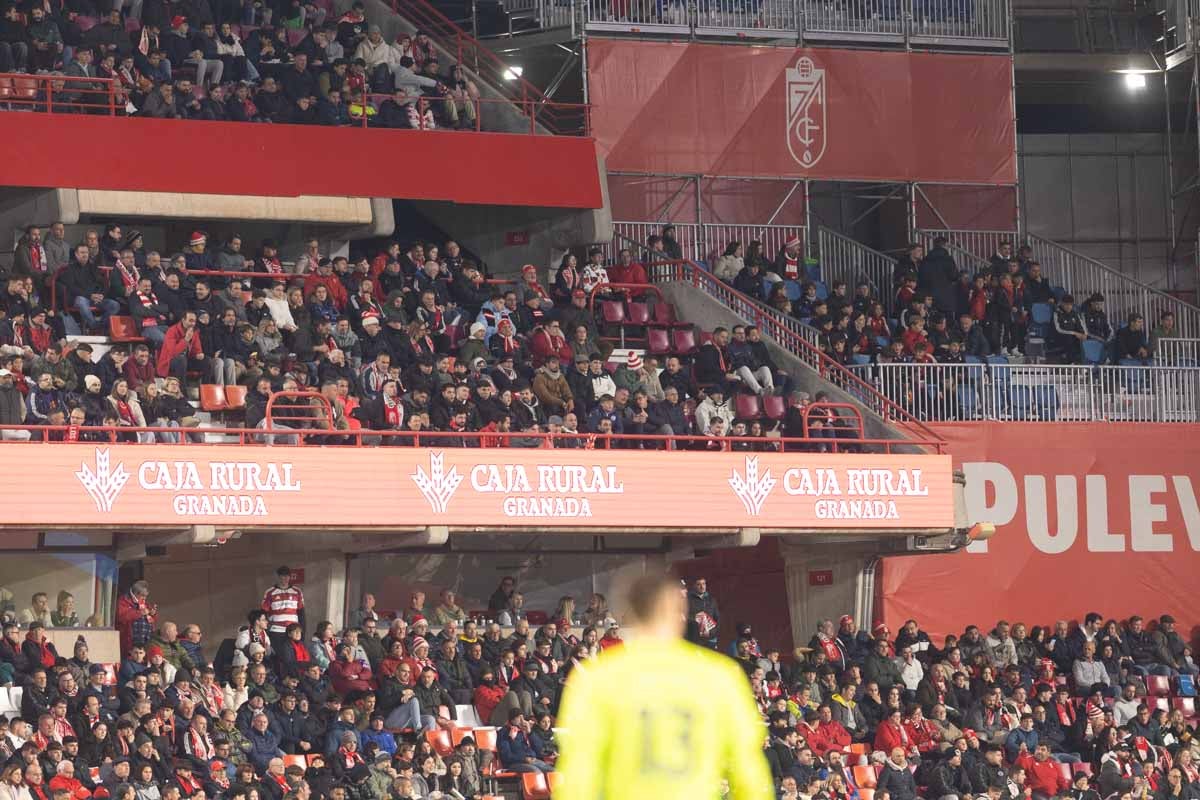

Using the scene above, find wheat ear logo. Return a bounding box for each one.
[75,448,131,513]
[728,455,776,516]
[411,451,464,513]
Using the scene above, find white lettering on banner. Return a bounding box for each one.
[502,497,593,517]
[814,499,899,520]
[75,449,300,516]
[962,461,1200,554]
[447,457,622,518]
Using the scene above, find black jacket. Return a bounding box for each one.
[876,761,918,800]
[692,342,729,388]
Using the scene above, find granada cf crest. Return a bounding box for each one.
[786,56,826,169]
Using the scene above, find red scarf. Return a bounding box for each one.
[136,291,161,326]
[1055,700,1075,727]
[783,253,799,280]
[116,398,134,425]
[383,396,403,428]
[26,633,54,668]
[818,635,841,664]
[338,746,364,769]
[116,263,140,290]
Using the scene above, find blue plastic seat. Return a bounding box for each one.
[851,354,871,366]
[957,384,979,418]
[783,280,803,301]
[814,281,828,301]
[1081,339,1105,365]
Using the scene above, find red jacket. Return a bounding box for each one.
[1016,752,1067,797]
[904,719,939,753]
[606,262,648,288]
[901,327,929,356]
[473,684,505,726]
[303,273,349,310]
[116,593,156,656]
[155,322,203,378]
[873,721,911,755]
[807,719,851,758]
[327,658,373,696]
[529,329,572,369]
[49,775,91,800]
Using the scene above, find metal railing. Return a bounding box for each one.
[647,258,946,449]
[391,0,590,135]
[613,221,805,265]
[356,93,588,135]
[581,0,1011,45]
[919,229,1200,338]
[0,422,923,453]
[1156,337,1200,366]
[817,227,896,299]
[849,362,1200,423]
[0,72,119,115]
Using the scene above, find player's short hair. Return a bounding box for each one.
[625,570,682,624]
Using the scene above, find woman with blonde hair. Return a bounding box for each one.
[580,593,610,627]
[552,596,576,627]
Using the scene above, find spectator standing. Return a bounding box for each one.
[261,567,305,656]
[685,577,719,650]
[116,581,156,656]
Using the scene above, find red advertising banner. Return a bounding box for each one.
[588,39,1016,185]
[10,444,954,531]
[0,113,603,209]
[880,423,1200,639]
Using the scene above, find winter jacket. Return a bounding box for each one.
[531,366,572,415]
[876,758,918,800]
[496,724,536,768]
[864,652,904,692]
[694,396,732,434]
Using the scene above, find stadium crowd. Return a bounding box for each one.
[710,235,1179,369]
[0,222,860,449]
[0,0,483,130]
[3,568,1200,800]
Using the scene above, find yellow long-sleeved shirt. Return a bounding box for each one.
[554,637,774,800]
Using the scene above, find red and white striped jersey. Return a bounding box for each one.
[262,585,304,632]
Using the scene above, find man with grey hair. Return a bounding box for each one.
[117,579,156,654]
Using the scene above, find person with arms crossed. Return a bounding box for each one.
[554,571,773,800]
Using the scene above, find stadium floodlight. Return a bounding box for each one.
[503,66,524,81]
[1124,72,1147,90]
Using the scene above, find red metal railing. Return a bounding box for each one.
[648,259,946,448]
[388,0,589,136]
[0,424,925,453]
[0,72,119,114]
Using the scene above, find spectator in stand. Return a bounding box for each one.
[685,577,719,650]
[771,236,804,282]
[605,249,647,293]
[1116,314,1151,365]
[63,244,119,335]
[261,566,304,656]
[714,241,744,284]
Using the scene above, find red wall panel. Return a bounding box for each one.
[589,39,1016,186]
[881,423,1200,641]
[0,113,603,208]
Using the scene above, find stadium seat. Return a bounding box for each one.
[0,76,12,101]
[526,611,548,625]
[782,280,803,301]
[101,663,118,686]
[859,790,875,800]
[450,726,476,747]
[848,743,869,756]
[814,281,828,300]
[282,755,306,770]
[1152,697,1171,714]
[1030,302,1053,334]
[521,772,550,800]
[12,76,38,101]
[851,354,871,366]
[672,328,697,356]
[1082,339,1105,365]
[762,394,787,421]
[1148,675,1171,697]
[425,729,454,757]
[200,384,227,412]
[599,300,625,325]
[854,765,877,789]
[647,327,671,356]
[1055,762,1073,786]
[1171,697,1196,718]
[547,772,562,794]
[734,393,761,420]
[224,385,248,411]
[1072,764,1093,777]
[652,302,687,328]
[627,301,651,326]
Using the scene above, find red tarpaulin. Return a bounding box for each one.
[881,423,1200,641]
[589,39,1016,185]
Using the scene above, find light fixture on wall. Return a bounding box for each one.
[1124,72,1147,90]
[503,66,524,81]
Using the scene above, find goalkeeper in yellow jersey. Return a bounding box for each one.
[555,571,774,800]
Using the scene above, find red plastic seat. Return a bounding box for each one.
[100,663,117,686]
[1055,762,1073,786]
[1172,697,1197,718]
[734,393,761,420]
[698,330,714,347]
[525,610,549,625]
[599,300,626,325]
[859,790,875,800]
[653,302,688,327]
[647,327,671,356]
[1072,763,1093,777]
[547,772,562,794]
[763,394,787,421]
[1152,696,1171,714]
[108,315,145,342]
[13,75,38,100]
[199,384,227,412]
[520,772,550,800]
[0,76,12,100]
[671,327,696,356]
[444,323,463,350]
[1148,675,1171,697]
[853,765,877,789]
[425,729,453,757]
[282,755,306,770]
[450,727,475,747]
[627,301,651,325]
[224,385,248,411]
